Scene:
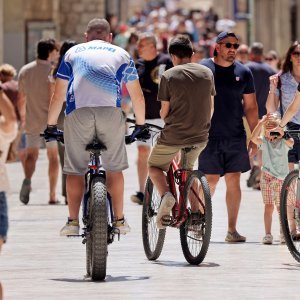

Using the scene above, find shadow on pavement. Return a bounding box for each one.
[278,263,300,271]
[51,275,150,283]
[151,260,220,268]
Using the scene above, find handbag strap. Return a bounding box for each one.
[277,72,283,117]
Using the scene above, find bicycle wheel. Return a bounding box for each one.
[86,176,108,280]
[142,177,166,260]
[180,171,212,265]
[280,170,300,263]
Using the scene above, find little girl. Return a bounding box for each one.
[251,113,293,244]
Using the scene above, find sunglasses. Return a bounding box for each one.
[291,51,300,57]
[265,57,274,61]
[219,42,240,49]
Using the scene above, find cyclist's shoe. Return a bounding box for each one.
[114,217,131,235]
[292,232,300,241]
[60,219,80,236]
[156,192,176,230]
[225,231,246,243]
[262,234,273,244]
[20,178,31,205]
[130,192,144,205]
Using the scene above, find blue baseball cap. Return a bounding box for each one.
[216,31,238,43]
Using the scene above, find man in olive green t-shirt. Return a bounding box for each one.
[148,35,215,229]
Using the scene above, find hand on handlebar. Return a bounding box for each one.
[43,125,64,143]
[125,124,151,144]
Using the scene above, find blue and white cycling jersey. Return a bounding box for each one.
[56,40,139,115]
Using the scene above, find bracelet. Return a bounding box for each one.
[269,90,276,94]
[279,124,285,128]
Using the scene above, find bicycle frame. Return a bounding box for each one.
[167,158,206,229]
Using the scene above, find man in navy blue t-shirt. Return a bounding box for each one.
[198,32,259,243]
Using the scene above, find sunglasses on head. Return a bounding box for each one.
[291,51,300,57]
[219,42,240,49]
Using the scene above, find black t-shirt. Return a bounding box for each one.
[136,53,173,119]
[245,61,275,118]
[201,58,255,138]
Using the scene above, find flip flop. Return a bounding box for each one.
[48,200,60,205]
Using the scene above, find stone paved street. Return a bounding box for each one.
[1,144,300,300]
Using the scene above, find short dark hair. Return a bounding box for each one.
[37,38,58,60]
[250,42,264,55]
[168,35,193,59]
[86,18,110,40]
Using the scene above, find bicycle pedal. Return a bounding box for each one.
[161,215,173,226]
[66,234,82,238]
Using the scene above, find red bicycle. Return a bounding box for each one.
[139,123,212,265]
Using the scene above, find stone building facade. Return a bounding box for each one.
[213,0,300,56]
[0,0,299,71]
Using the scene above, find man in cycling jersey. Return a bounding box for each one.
[148,35,215,229]
[45,18,147,236]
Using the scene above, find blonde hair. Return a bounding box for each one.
[0,64,17,78]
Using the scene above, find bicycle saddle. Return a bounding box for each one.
[86,140,107,151]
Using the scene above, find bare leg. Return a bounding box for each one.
[24,148,39,179]
[47,147,59,202]
[224,173,241,233]
[264,204,274,234]
[149,166,168,197]
[106,171,124,220]
[205,174,221,196]
[66,175,85,220]
[137,145,151,193]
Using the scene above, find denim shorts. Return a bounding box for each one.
[198,137,251,176]
[0,192,8,242]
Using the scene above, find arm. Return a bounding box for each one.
[284,138,294,149]
[211,96,214,118]
[0,89,17,133]
[17,91,26,128]
[278,91,300,128]
[47,78,68,125]
[265,74,280,113]
[243,92,259,155]
[160,101,170,120]
[126,79,145,125]
[250,118,265,146]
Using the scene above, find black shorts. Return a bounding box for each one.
[198,137,251,176]
[287,122,300,163]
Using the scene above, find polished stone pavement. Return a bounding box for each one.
[1,144,300,300]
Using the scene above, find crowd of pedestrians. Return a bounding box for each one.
[2,0,300,252]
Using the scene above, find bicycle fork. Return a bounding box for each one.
[295,178,300,230]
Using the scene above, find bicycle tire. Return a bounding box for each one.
[87,176,108,280]
[280,169,300,263]
[142,177,166,260]
[180,171,212,265]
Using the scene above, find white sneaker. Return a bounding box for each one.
[60,219,80,236]
[156,192,176,230]
[114,218,131,235]
[262,234,273,244]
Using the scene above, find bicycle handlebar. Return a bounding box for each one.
[126,118,163,131]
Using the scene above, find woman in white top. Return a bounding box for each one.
[0,85,17,251]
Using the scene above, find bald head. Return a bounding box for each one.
[85,18,111,42]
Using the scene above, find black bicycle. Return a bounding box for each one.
[42,123,149,281]
[278,130,300,263]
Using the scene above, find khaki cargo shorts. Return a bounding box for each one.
[148,141,207,172]
[63,107,128,175]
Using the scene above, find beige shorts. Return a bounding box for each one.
[148,141,207,172]
[63,107,128,175]
[26,132,57,149]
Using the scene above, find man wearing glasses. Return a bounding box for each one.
[198,31,258,243]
